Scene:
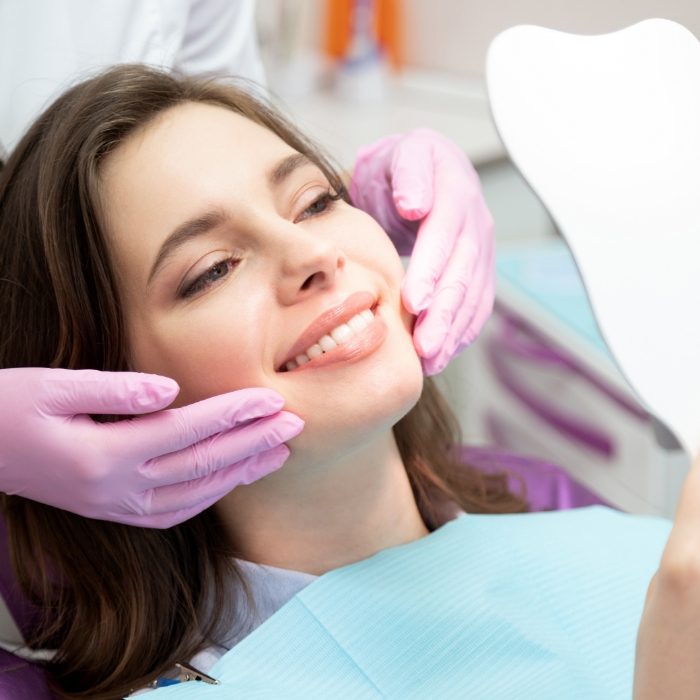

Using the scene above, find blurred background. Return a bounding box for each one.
[255,1,700,517]
[255,0,700,240]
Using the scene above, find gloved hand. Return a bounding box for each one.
[0,367,303,528]
[351,128,495,375]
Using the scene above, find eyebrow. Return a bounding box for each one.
[269,152,314,186]
[146,152,316,287]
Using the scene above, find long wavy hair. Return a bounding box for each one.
[0,65,527,699]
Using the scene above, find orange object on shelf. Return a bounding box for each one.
[323,0,402,69]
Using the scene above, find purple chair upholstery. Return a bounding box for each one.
[0,650,53,700]
[0,517,53,700]
[0,447,606,698]
[461,445,608,512]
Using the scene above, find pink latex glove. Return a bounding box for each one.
[351,128,495,375]
[0,368,303,528]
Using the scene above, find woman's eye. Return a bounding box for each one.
[296,188,345,223]
[179,257,239,299]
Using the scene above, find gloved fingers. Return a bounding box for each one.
[138,411,304,487]
[413,208,493,360]
[401,166,470,314]
[389,134,435,220]
[143,444,291,518]
[411,230,473,360]
[41,368,179,416]
[452,209,495,344]
[421,241,495,375]
[103,387,288,461]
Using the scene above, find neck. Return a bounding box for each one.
[214,430,429,575]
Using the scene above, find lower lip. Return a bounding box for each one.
[285,307,387,373]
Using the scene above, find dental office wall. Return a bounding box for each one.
[403,0,700,77]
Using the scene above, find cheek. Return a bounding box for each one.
[126,306,266,408]
[343,211,406,284]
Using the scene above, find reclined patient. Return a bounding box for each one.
[0,65,528,698]
[3,64,698,700]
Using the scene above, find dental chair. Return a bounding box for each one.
[0,515,52,700]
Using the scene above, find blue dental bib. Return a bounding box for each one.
[153,506,670,699]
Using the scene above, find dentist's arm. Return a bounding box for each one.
[0,368,303,528]
[633,453,700,699]
[351,128,495,375]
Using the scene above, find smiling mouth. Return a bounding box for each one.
[277,303,381,372]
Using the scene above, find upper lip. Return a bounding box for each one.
[276,290,377,370]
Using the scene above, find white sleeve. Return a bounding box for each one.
[175,0,267,87]
[0,0,265,155]
[0,0,189,154]
[0,592,24,651]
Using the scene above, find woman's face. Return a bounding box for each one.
[101,102,423,463]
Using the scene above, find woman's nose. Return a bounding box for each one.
[276,230,345,304]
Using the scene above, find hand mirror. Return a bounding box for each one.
[486,19,700,457]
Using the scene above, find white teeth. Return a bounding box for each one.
[347,314,369,333]
[318,334,337,352]
[316,309,374,354]
[330,323,353,344]
[283,306,376,371]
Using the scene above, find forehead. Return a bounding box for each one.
[102,101,293,192]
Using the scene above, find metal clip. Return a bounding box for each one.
[147,660,221,689]
[174,661,220,685]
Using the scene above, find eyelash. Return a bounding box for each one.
[294,188,345,222]
[179,188,345,299]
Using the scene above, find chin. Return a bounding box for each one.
[366,350,424,423]
[285,345,424,462]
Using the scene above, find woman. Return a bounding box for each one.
[0,0,496,535]
[0,65,697,700]
[0,64,523,698]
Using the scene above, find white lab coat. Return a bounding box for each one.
[0,0,265,652]
[0,0,266,157]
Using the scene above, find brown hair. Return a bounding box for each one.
[0,65,526,699]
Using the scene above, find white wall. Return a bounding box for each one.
[402,0,700,77]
